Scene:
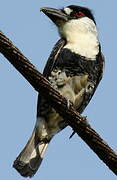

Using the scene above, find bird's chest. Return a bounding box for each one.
[55,48,100,83]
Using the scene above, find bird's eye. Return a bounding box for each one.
[73,11,85,18]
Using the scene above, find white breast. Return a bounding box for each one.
[59,17,99,60]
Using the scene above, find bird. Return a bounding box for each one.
[13,5,104,178]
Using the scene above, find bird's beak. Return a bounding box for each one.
[40,7,68,26]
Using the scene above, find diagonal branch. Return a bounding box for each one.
[0,31,117,175]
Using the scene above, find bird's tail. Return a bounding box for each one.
[13,130,49,177]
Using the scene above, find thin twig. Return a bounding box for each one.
[0,31,117,175]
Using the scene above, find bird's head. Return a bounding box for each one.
[40,5,96,38]
[41,5,99,60]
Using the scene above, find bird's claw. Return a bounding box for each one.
[69,131,75,139]
[67,99,70,109]
[67,99,73,109]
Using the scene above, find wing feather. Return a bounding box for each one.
[37,38,66,117]
[43,38,66,77]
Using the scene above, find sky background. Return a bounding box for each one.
[0,0,117,180]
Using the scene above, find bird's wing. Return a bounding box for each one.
[77,52,105,113]
[97,52,105,84]
[43,38,66,77]
[37,38,66,117]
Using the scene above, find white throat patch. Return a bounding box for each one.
[64,7,73,15]
[59,17,99,60]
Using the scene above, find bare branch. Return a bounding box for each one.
[0,31,117,175]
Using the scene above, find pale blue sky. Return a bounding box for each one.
[0,0,117,180]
